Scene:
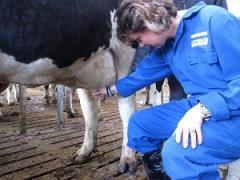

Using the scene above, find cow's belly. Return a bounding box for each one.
[69,47,117,89]
[0,47,117,89]
[0,51,69,85]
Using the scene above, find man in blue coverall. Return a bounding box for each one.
[93,1,240,179]
[133,0,228,104]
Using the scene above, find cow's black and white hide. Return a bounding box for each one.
[0,0,136,173]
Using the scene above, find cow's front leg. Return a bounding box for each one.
[226,159,240,180]
[118,95,137,174]
[73,88,99,163]
[7,84,18,106]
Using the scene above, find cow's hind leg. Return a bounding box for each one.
[118,95,137,174]
[65,87,77,118]
[73,88,99,163]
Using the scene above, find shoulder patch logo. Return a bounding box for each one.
[191,31,208,47]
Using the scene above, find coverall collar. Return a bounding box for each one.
[182,1,207,19]
[173,1,207,50]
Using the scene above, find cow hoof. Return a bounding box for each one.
[128,161,138,174]
[44,98,51,105]
[72,153,90,164]
[67,112,77,118]
[10,111,19,116]
[51,99,57,104]
[119,161,137,174]
[8,102,15,106]
[119,161,128,174]
[98,115,104,122]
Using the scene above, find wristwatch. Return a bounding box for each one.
[199,102,212,120]
[106,86,114,97]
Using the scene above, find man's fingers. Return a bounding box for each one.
[183,129,189,148]
[175,127,182,143]
[91,90,100,96]
[172,129,177,136]
[196,127,203,145]
[190,130,197,149]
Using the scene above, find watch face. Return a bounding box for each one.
[199,103,211,120]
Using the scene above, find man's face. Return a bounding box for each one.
[128,28,170,48]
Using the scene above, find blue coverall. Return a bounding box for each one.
[115,2,240,179]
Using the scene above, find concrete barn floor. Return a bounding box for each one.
[0,86,238,180]
[0,87,147,180]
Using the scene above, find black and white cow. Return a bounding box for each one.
[0,0,136,173]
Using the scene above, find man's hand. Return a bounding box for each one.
[91,85,118,100]
[90,88,107,100]
[174,103,205,149]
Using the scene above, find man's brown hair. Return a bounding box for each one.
[116,0,177,43]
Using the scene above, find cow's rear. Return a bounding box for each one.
[0,0,137,175]
[0,0,120,87]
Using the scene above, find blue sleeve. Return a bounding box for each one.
[116,49,172,97]
[197,11,240,121]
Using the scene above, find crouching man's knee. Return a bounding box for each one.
[161,137,219,180]
[161,137,181,177]
[161,137,196,178]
